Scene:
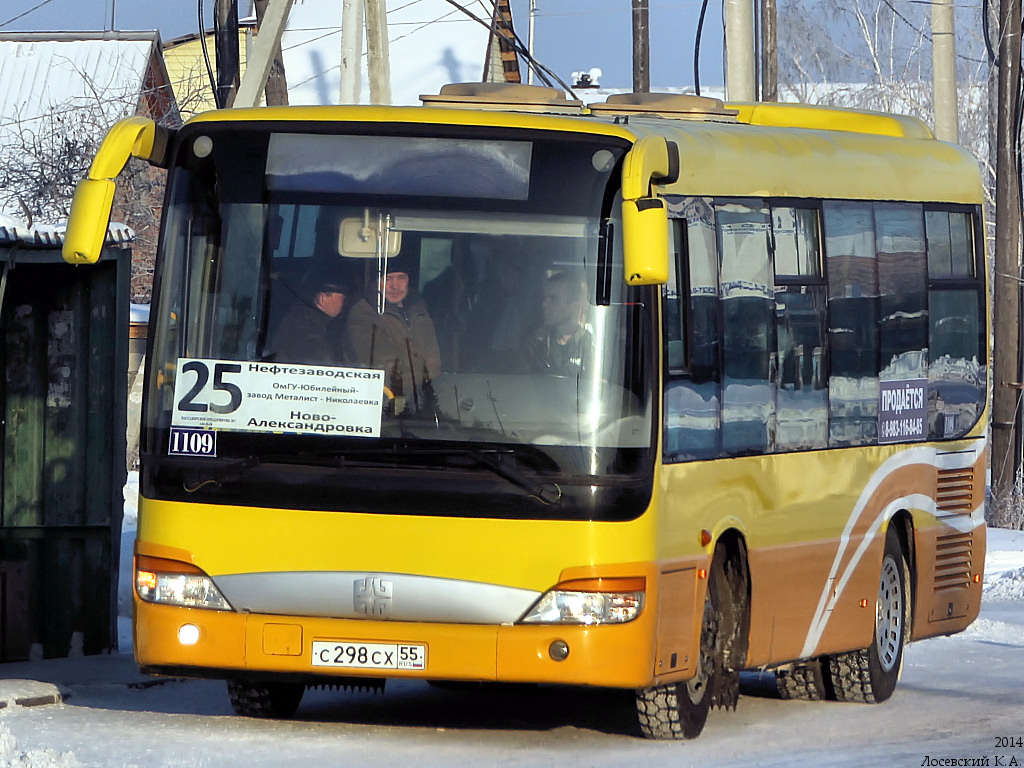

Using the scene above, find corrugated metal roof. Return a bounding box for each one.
[0,213,134,248]
[0,32,163,138]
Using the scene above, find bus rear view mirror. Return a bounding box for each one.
[622,196,670,285]
[62,115,171,265]
[62,178,116,264]
[619,135,676,285]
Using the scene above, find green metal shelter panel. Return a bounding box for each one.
[0,248,128,661]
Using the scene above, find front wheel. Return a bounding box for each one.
[635,592,715,739]
[227,680,305,718]
[636,545,743,740]
[827,527,910,703]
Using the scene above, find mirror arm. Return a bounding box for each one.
[621,137,679,201]
[62,117,172,265]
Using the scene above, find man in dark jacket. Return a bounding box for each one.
[271,274,351,365]
[346,255,441,412]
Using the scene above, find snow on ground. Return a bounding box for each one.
[116,472,139,654]
[982,528,1024,601]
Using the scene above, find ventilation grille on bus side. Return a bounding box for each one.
[933,531,973,592]
[935,467,975,514]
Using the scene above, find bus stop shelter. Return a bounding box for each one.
[0,220,130,661]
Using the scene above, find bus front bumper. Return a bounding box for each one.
[133,597,662,689]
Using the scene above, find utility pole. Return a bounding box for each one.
[724,0,756,101]
[254,0,289,106]
[235,0,295,107]
[931,0,958,143]
[214,0,240,108]
[992,0,1023,496]
[527,0,536,85]
[632,0,649,93]
[483,1,521,83]
[340,0,364,103]
[364,0,392,105]
[759,0,776,101]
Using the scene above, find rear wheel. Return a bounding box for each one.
[227,680,305,718]
[827,527,909,703]
[775,657,828,701]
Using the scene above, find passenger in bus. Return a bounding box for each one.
[423,237,541,373]
[271,272,353,365]
[521,271,591,376]
[347,255,442,410]
[421,238,484,371]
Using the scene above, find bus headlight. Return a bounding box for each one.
[135,555,233,611]
[520,578,645,625]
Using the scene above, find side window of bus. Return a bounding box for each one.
[875,204,929,417]
[717,200,774,456]
[772,206,827,451]
[824,201,879,447]
[663,197,720,462]
[925,208,985,439]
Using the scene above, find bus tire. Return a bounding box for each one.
[635,547,734,740]
[826,527,909,704]
[227,680,305,718]
[775,658,828,701]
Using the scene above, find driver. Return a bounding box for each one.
[521,271,591,376]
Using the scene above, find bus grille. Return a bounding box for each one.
[935,467,975,514]
[933,531,973,592]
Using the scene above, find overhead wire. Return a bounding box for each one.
[439,0,577,96]
[982,0,1000,66]
[693,0,709,96]
[0,0,56,29]
[272,1,494,92]
[283,9,468,90]
[197,0,221,109]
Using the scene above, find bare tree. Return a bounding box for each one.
[778,0,992,209]
[0,57,179,302]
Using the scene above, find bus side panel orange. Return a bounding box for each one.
[911,522,985,641]
[744,539,850,667]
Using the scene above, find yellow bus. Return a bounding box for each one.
[65,84,988,739]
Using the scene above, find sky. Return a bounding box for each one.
[0,0,727,90]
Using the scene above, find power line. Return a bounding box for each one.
[0,0,57,29]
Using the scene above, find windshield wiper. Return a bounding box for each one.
[461,447,562,506]
[176,444,562,505]
[316,444,562,505]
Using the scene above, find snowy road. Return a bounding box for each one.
[2,529,1022,768]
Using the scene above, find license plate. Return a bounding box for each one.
[311,641,427,670]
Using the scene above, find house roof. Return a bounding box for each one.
[0,31,179,138]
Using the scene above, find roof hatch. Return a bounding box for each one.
[420,82,584,114]
[589,93,739,121]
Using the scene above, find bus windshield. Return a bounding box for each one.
[142,125,655,521]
